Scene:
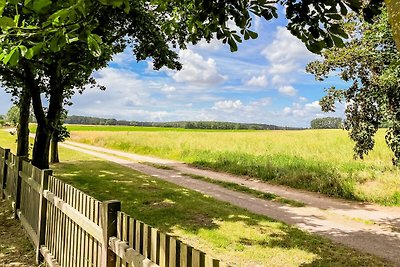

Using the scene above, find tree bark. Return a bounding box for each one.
[30,59,64,169]
[16,86,31,157]
[32,123,51,169]
[50,132,59,163]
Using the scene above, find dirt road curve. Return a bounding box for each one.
[61,140,400,265]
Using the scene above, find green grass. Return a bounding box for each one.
[0,130,392,266]
[182,173,305,207]
[51,159,390,266]
[66,127,400,206]
[140,162,175,170]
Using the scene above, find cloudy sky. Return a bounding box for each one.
[0,12,346,127]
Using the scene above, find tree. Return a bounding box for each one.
[0,0,384,168]
[6,105,19,126]
[307,10,400,164]
[310,117,343,129]
[50,109,70,163]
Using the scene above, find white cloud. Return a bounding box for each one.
[161,85,176,92]
[254,16,262,32]
[262,27,318,86]
[299,96,308,102]
[212,100,243,113]
[111,49,134,65]
[283,101,321,118]
[246,75,268,87]
[171,49,226,85]
[250,97,272,107]
[196,38,223,51]
[278,85,297,96]
[281,99,346,127]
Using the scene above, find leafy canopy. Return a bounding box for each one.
[0,0,385,69]
[307,10,400,164]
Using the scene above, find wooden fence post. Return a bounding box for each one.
[14,156,26,218]
[101,200,121,267]
[0,149,9,199]
[36,169,52,264]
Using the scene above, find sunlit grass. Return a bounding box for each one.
[0,129,392,266]
[68,128,400,205]
[51,152,390,266]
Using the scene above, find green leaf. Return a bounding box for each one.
[248,30,258,39]
[331,34,344,47]
[0,0,6,16]
[25,43,43,59]
[111,0,123,8]
[32,0,52,13]
[232,33,241,42]
[326,13,342,20]
[19,45,27,57]
[49,32,67,52]
[123,0,130,13]
[87,33,102,57]
[227,37,238,52]
[3,47,20,66]
[0,16,15,29]
[14,14,20,25]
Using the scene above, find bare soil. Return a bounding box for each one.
[0,200,35,267]
[61,141,400,266]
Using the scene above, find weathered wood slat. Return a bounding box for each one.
[44,190,103,242]
[151,227,158,263]
[169,236,177,267]
[109,237,158,267]
[159,233,166,267]
[18,211,39,247]
[40,246,61,267]
[19,171,41,193]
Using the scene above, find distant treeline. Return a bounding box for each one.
[65,115,304,130]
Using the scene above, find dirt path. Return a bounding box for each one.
[60,140,400,265]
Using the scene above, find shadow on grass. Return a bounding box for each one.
[51,160,393,266]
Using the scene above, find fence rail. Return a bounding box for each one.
[0,147,224,267]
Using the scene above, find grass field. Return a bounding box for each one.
[0,129,392,266]
[64,126,400,206]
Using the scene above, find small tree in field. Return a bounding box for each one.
[311,117,343,129]
[6,105,19,126]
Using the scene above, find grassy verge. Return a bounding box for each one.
[0,130,392,266]
[66,128,400,206]
[139,162,304,207]
[182,172,305,207]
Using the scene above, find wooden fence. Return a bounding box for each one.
[0,147,225,267]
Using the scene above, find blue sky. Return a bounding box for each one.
[0,13,345,127]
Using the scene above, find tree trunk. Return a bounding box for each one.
[27,59,64,169]
[32,123,51,169]
[17,87,31,157]
[50,132,59,163]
